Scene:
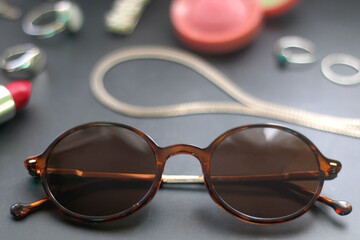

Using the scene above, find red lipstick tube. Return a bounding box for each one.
[0,81,32,124]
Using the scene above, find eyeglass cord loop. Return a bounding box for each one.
[90,46,360,138]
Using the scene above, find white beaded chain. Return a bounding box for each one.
[90,46,360,138]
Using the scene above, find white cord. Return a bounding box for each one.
[90,46,360,138]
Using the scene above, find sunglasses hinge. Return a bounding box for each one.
[24,158,41,178]
[324,159,342,180]
[325,171,337,180]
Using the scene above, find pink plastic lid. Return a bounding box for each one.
[170,0,263,54]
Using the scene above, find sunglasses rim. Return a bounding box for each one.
[34,122,329,224]
[40,123,162,222]
[205,124,325,224]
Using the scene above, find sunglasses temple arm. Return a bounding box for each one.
[317,195,352,215]
[162,175,204,184]
[11,173,351,219]
[161,175,352,216]
[284,182,352,216]
[9,175,203,220]
[10,198,49,219]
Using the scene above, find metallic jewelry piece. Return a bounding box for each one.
[273,36,316,67]
[22,1,83,39]
[105,0,150,35]
[0,44,46,80]
[321,54,360,85]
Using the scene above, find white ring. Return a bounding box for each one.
[0,43,46,79]
[22,1,83,38]
[274,36,316,65]
[321,54,360,85]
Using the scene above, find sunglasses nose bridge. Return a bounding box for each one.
[161,144,207,164]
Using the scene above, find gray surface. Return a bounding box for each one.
[0,0,359,239]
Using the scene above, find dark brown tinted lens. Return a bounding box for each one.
[210,126,321,219]
[46,124,157,217]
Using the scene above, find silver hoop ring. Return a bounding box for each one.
[273,36,316,66]
[321,54,360,85]
[0,43,46,79]
[22,1,83,38]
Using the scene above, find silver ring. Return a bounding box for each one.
[274,36,316,66]
[0,43,46,79]
[22,1,83,38]
[321,54,360,85]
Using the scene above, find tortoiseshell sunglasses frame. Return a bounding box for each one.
[11,122,352,224]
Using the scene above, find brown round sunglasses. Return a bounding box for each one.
[11,122,352,224]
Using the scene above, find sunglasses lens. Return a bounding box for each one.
[46,125,157,217]
[210,126,321,219]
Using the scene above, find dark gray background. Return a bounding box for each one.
[0,0,359,239]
